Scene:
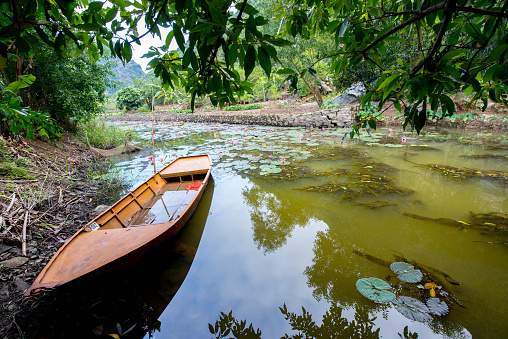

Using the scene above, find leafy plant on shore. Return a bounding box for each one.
[0,76,61,141]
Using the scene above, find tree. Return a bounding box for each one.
[1,0,507,135]
[115,87,143,111]
[28,44,114,124]
[280,0,508,132]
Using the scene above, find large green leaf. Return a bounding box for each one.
[257,46,271,77]
[394,296,432,322]
[244,45,256,79]
[5,75,36,94]
[356,278,395,303]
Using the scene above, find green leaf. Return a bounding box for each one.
[440,94,455,116]
[244,45,256,79]
[105,7,118,22]
[209,4,226,26]
[257,46,271,77]
[123,41,132,62]
[441,49,466,62]
[182,48,192,68]
[76,23,101,31]
[277,68,295,75]
[175,0,185,14]
[88,1,104,12]
[173,23,185,52]
[356,277,395,303]
[5,75,36,94]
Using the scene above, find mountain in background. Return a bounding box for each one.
[107,60,145,96]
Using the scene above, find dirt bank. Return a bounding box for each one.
[0,134,119,338]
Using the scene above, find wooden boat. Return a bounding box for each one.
[25,155,212,296]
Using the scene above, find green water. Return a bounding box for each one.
[106,122,507,338]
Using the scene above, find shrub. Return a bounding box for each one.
[116,87,143,111]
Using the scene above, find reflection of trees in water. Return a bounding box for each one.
[209,304,386,338]
[304,229,469,339]
[304,228,361,305]
[242,184,310,253]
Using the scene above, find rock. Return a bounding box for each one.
[301,102,319,108]
[329,82,366,106]
[13,278,30,291]
[1,256,28,268]
[93,205,109,216]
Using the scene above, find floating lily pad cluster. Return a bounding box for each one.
[390,262,423,283]
[356,262,450,323]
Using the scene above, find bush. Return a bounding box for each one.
[28,44,113,124]
[224,103,263,111]
[116,87,143,111]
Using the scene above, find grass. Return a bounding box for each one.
[167,109,193,114]
[224,103,263,111]
[0,148,35,179]
[76,116,133,149]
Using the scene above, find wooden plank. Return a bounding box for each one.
[160,155,211,178]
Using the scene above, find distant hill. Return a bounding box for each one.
[107,60,145,96]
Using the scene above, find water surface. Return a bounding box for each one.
[73,122,508,338]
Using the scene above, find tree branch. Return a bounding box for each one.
[129,0,170,44]
[465,0,508,75]
[456,4,508,18]
[410,0,457,76]
[360,1,447,54]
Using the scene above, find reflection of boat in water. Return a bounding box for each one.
[26,177,215,339]
[26,155,212,296]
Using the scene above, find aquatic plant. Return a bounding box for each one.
[394,296,433,323]
[354,200,397,209]
[424,163,508,186]
[426,297,449,316]
[356,277,396,303]
[390,262,423,283]
[403,211,508,239]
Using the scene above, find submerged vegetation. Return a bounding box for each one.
[423,164,508,186]
[403,212,508,241]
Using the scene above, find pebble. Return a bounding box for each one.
[13,278,30,291]
[0,256,28,268]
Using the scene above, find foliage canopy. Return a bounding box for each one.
[1,0,507,133]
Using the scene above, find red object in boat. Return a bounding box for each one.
[185,182,202,191]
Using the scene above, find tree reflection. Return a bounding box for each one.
[304,228,361,306]
[242,184,310,253]
[209,304,384,338]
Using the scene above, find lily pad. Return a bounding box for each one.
[394,296,432,322]
[390,262,414,274]
[426,298,449,316]
[356,277,395,303]
[398,269,423,283]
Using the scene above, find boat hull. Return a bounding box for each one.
[25,155,212,296]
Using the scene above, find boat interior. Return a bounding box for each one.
[87,156,210,231]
